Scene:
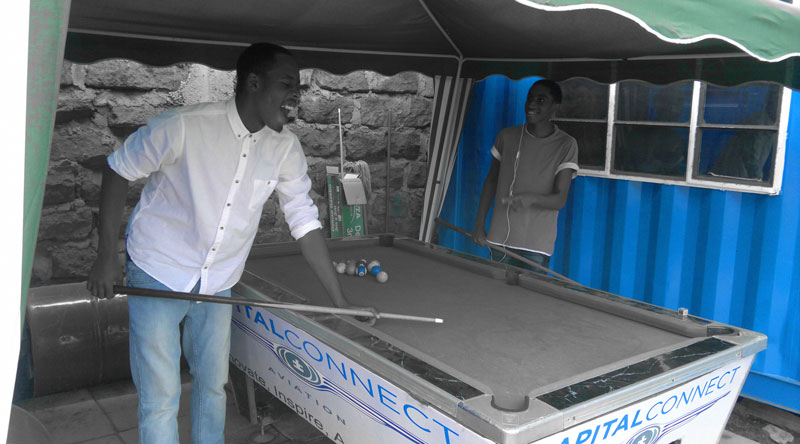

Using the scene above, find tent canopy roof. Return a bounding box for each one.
[66,0,800,88]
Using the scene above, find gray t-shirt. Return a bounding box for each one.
[487,124,579,255]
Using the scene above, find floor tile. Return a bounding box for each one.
[719,430,760,444]
[118,428,137,444]
[27,398,116,444]
[79,435,125,444]
[89,380,138,400]
[95,391,139,432]
[271,412,326,442]
[17,389,94,411]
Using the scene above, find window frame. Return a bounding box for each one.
[558,81,791,195]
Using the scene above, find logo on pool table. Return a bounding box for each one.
[626,426,659,444]
[275,345,323,387]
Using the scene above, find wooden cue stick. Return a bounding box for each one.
[113,285,444,324]
[434,218,581,286]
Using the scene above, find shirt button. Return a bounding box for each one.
[219,227,224,230]
[243,154,247,157]
[235,180,239,183]
[227,203,231,207]
[203,266,208,270]
[212,248,216,251]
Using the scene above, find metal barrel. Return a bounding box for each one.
[26,282,131,396]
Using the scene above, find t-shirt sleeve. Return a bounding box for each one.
[490,130,504,161]
[556,137,580,178]
[107,110,183,181]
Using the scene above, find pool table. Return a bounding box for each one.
[229,235,766,444]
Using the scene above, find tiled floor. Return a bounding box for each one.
[8,374,788,444]
[11,373,331,444]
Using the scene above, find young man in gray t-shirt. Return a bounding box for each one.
[472,79,579,272]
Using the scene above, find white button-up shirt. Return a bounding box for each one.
[108,99,322,295]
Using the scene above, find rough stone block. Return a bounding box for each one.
[84,60,188,91]
[60,61,74,86]
[370,72,419,94]
[50,239,95,279]
[391,129,423,160]
[50,120,119,165]
[343,127,386,160]
[312,70,369,92]
[96,90,178,131]
[299,93,354,124]
[292,125,339,157]
[407,161,427,188]
[56,87,97,123]
[77,166,102,205]
[44,160,78,205]
[38,200,93,242]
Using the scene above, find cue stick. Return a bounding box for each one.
[434,218,581,286]
[113,285,444,324]
[385,111,392,233]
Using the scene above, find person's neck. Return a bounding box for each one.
[526,121,555,138]
[235,95,275,133]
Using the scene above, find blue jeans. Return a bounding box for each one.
[490,247,550,274]
[126,259,232,444]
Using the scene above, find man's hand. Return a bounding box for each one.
[87,253,123,299]
[501,193,536,211]
[350,304,380,326]
[471,227,487,247]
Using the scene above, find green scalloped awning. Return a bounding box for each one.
[517,0,800,63]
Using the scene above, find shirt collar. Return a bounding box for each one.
[226,98,249,140]
[226,98,287,139]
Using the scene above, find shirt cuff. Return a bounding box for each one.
[557,162,580,179]
[106,153,139,182]
[291,219,323,240]
[491,146,502,161]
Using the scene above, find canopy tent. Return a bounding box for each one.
[15,0,800,429]
[65,0,800,85]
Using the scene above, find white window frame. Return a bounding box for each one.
[571,82,791,195]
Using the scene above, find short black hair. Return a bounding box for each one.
[530,79,563,104]
[235,42,294,94]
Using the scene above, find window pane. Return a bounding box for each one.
[555,121,606,169]
[616,81,692,123]
[703,84,780,126]
[556,78,609,120]
[698,128,776,182]
[613,125,688,177]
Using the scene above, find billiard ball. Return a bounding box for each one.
[335,262,346,274]
[376,270,389,283]
[345,262,356,275]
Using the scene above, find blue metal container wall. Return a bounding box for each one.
[439,77,800,413]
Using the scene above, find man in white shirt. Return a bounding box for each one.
[87,42,353,443]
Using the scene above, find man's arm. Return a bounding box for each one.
[87,164,129,299]
[297,228,351,308]
[472,159,500,246]
[503,169,574,211]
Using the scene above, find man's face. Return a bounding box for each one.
[252,53,300,132]
[525,84,559,125]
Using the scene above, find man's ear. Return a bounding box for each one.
[245,72,261,92]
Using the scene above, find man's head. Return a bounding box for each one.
[235,42,300,132]
[525,79,562,125]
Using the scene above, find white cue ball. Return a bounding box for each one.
[345,262,356,275]
[376,270,389,283]
[368,260,381,272]
[335,262,346,274]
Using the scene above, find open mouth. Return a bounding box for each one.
[281,103,298,121]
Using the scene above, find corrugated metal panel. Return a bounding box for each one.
[439,78,800,413]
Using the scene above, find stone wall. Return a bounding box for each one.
[33,60,433,286]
